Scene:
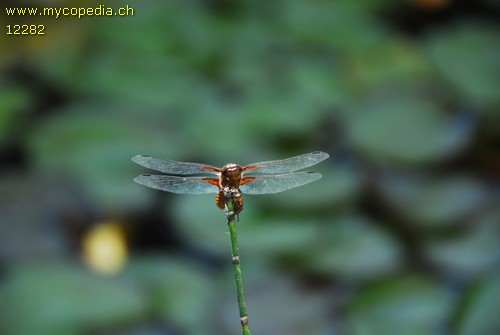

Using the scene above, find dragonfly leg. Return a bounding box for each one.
[221,188,244,219]
[216,191,225,210]
[232,191,244,215]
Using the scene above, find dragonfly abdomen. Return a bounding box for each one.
[216,188,244,214]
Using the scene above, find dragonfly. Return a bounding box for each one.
[132,151,329,215]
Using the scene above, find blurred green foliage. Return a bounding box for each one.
[1,0,500,334]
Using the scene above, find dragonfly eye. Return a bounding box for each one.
[223,163,242,174]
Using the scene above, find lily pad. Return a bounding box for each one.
[27,103,189,210]
[422,213,500,276]
[0,262,147,335]
[426,21,500,109]
[305,215,403,280]
[458,274,500,335]
[347,276,456,335]
[124,255,215,333]
[269,164,360,209]
[378,173,489,228]
[345,93,471,164]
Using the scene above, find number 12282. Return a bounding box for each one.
[7,24,45,35]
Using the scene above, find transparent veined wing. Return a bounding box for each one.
[132,155,220,175]
[243,151,329,174]
[134,175,219,194]
[240,172,322,195]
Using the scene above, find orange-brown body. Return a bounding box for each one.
[215,163,244,214]
[203,163,255,215]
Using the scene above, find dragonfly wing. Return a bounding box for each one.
[134,175,219,194]
[240,172,322,195]
[244,151,329,174]
[132,155,219,175]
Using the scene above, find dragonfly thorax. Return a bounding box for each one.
[220,163,243,189]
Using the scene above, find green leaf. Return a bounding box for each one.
[305,215,403,280]
[238,218,320,258]
[423,213,500,275]
[346,93,471,164]
[426,21,500,109]
[270,165,360,209]
[27,103,185,210]
[458,274,500,335]
[283,1,387,52]
[0,262,147,335]
[379,174,488,227]
[347,276,456,335]
[0,85,31,144]
[124,255,215,332]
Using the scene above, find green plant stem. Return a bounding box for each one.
[226,198,252,335]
